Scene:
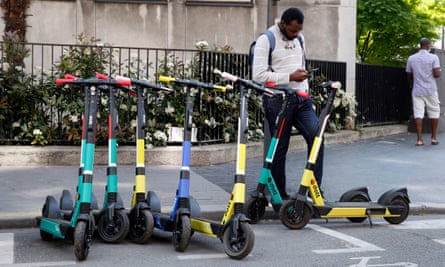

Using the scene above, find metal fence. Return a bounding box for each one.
[0,41,409,145]
[355,63,410,126]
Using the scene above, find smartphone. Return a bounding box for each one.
[307,68,319,74]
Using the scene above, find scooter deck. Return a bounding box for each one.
[37,216,72,239]
[190,217,222,238]
[314,201,402,218]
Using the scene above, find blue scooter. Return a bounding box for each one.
[146,75,226,252]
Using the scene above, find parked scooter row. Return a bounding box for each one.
[36,69,410,262]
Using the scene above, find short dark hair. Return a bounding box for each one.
[281,7,304,25]
[420,38,430,47]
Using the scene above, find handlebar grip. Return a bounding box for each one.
[219,72,238,82]
[159,76,175,83]
[117,79,131,87]
[297,91,310,99]
[115,75,131,84]
[55,79,73,85]
[96,73,109,80]
[64,74,77,80]
[212,85,227,93]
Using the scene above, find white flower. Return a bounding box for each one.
[12,121,20,128]
[70,115,78,123]
[204,117,217,128]
[33,129,42,135]
[131,105,137,112]
[130,120,137,128]
[165,103,175,114]
[194,40,209,50]
[214,96,223,104]
[120,104,128,111]
[153,130,167,142]
[224,133,231,143]
[2,62,9,70]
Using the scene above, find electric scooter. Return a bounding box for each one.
[245,84,309,224]
[91,73,133,243]
[115,76,172,244]
[187,69,272,260]
[151,75,227,252]
[37,76,130,260]
[279,81,410,229]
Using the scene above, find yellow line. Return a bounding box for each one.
[0,212,40,218]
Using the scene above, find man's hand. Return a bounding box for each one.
[290,69,309,82]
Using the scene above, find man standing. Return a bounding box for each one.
[252,7,323,199]
[406,38,441,146]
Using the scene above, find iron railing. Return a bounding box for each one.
[0,41,409,145]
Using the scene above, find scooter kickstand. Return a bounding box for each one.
[366,209,373,228]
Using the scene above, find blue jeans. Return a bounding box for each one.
[263,94,324,196]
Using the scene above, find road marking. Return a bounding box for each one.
[350,256,418,267]
[433,239,445,245]
[0,233,13,264]
[178,253,228,260]
[308,224,384,254]
[1,262,76,266]
[389,219,445,229]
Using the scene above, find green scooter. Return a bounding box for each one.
[36,75,130,261]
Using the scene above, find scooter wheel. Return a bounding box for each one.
[222,222,255,260]
[384,197,409,224]
[245,197,267,224]
[129,209,154,244]
[279,200,311,230]
[172,215,191,252]
[346,195,369,223]
[74,221,90,261]
[97,209,130,243]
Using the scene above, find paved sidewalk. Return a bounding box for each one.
[1,125,445,229]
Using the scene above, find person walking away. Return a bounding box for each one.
[252,7,324,199]
[406,38,441,146]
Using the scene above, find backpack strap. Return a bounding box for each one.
[263,30,275,68]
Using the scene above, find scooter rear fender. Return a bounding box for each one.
[377,187,410,205]
[146,191,161,213]
[339,186,371,202]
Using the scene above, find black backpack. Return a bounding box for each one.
[248,30,305,70]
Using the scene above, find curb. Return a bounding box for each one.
[2,203,444,230]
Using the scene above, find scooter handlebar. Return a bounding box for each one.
[159,75,228,92]
[321,81,342,90]
[95,73,137,96]
[264,82,309,99]
[55,76,131,87]
[213,69,276,96]
[117,75,173,93]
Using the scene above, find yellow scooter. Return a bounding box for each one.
[280,81,410,229]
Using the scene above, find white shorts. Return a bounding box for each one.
[412,95,440,119]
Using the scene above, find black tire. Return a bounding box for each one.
[97,209,130,243]
[74,221,90,261]
[279,200,311,230]
[129,209,154,244]
[245,197,267,224]
[40,202,53,241]
[222,222,255,260]
[346,195,369,223]
[384,197,410,224]
[172,215,191,252]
